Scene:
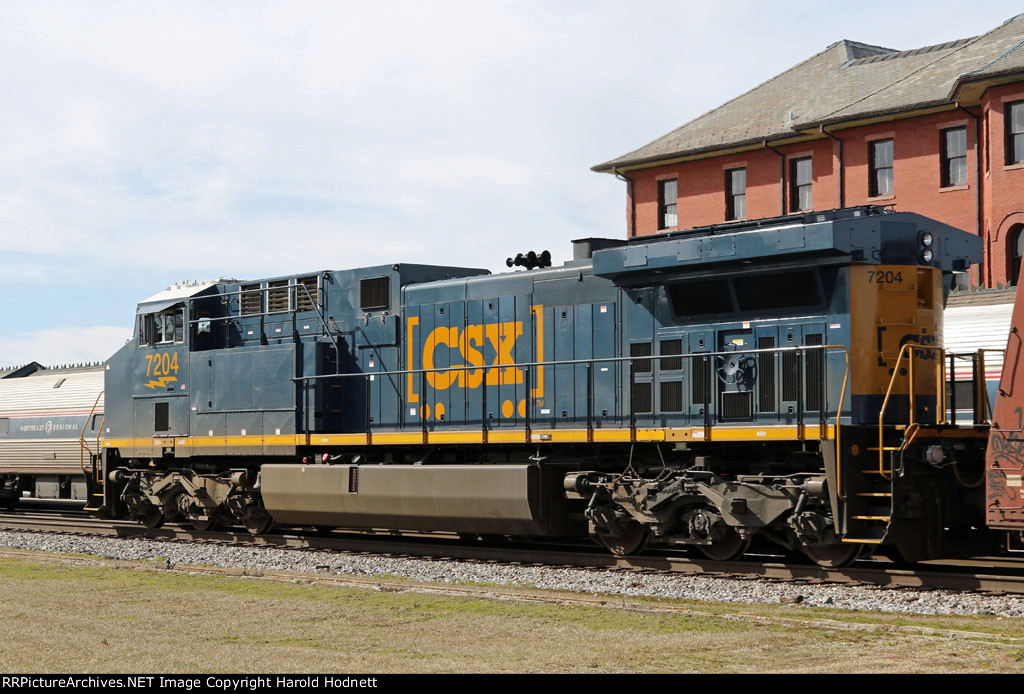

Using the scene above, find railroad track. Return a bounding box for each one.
[1,509,1023,595]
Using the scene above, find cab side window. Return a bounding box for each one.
[140,309,185,345]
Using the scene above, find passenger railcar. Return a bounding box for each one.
[88,206,997,564]
[0,363,104,506]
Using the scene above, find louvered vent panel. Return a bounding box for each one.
[692,355,709,405]
[296,276,320,312]
[805,334,823,411]
[758,337,776,412]
[721,391,753,421]
[782,351,799,402]
[267,281,290,313]
[240,284,262,315]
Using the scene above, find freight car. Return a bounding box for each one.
[0,362,104,506]
[86,206,998,565]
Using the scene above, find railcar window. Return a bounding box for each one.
[734,271,821,312]
[360,277,390,312]
[667,279,734,318]
[941,127,968,187]
[869,139,894,196]
[0,418,8,435]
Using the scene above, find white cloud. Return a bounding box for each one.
[0,0,1020,343]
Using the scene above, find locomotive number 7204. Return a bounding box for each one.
[145,352,179,377]
[866,270,903,284]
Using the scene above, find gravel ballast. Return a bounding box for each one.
[2,530,1023,618]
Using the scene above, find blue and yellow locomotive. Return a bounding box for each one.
[90,206,993,564]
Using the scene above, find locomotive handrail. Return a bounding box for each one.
[79,391,104,480]
[291,343,842,380]
[876,343,944,481]
[188,282,342,373]
[291,344,850,464]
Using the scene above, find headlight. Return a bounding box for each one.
[920,231,933,247]
[921,248,934,264]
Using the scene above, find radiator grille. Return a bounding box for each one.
[721,391,753,421]
[692,354,709,406]
[240,284,262,315]
[805,333,823,411]
[758,336,776,412]
[295,276,320,312]
[632,382,652,413]
[267,280,290,313]
[660,381,683,412]
[659,339,682,371]
[630,342,652,374]
[782,350,799,402]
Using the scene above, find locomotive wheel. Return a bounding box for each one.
[595,520,649,556]
[800,531,862,568]
[696,527,750,561]
[244,508,274,535]
[139,506,164,529]
[190,516,217,532]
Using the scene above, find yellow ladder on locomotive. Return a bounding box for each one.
[844,345,996,546]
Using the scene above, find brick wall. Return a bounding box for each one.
[625,87,1024,288]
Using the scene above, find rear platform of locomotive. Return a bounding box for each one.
[90,206,992,564]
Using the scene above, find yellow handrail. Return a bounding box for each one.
[876,344,943,480]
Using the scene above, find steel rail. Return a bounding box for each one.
[3,513,1024,595]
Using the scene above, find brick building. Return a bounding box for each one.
[593,14,1024,288]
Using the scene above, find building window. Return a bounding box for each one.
[869,139,894,197]
[658,179,677,230]
[725,168,746,220]
[985,110,991,174]
[941,127,967,187]
[1010,225,1024,286]
[1007,101,1024,166]
[790,157,812,211]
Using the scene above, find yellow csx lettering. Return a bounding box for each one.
[423,322,523,389]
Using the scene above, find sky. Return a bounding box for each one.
[1,0,1022,365]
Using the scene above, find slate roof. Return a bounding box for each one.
[594,14,1024,172]
[947,286,1017,308]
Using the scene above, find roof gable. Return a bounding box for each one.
[594,14,1024,172]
